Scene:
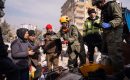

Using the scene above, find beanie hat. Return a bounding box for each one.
[28,30,35,36]
[88,9,96,14]
[46,24,52,30]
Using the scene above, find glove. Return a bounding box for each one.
[93,23,101,28]
[101,22,111,29]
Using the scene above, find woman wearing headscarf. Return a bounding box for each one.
[11,28,35,80]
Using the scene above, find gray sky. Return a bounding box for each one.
[4,0,130,30]
[119,0,130,9]
[4,0,66,30]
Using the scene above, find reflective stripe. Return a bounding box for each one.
[87,21,92,29]
[84,19,100,34]
[94,20,100,24]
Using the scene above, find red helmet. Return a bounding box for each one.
[46,24,52,30]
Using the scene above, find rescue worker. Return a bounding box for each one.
[50,16,86,72]
[0,0,20,80]
[42,24,62,70]
[92,0,124,79]
[28,30,42,80]
[11,28,35,80]
[83,8,102,63]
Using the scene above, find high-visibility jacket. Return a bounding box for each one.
[83,16,101,36]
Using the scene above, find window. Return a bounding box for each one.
[75,16,84,20]
[79,5,84,9]
[76,22,83,27]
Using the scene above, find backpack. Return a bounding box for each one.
[123,8,130,32]
[122,8,130,44]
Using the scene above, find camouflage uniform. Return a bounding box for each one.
[52,25,86,70]
[101,1,124,73]
[43,32,62,70]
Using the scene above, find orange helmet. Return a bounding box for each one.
[59,16,70,23]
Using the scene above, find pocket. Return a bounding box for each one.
[105,31,114,43]
[114,29,123,42]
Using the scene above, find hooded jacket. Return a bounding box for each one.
[11,28,31,68]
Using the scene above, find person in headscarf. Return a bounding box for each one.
[11,28,35,80]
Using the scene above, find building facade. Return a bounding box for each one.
[61,0,99,35]
[20,24,37,30]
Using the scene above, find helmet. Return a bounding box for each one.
[92,0,114,6]
[92,0,103,6]
[46,24,52,30]
[59,16,70,23]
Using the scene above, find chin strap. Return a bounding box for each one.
[62,28,69,33]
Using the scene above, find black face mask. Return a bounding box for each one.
[61,22,68,28]
[47,31,54,35]
[47,30,52,33]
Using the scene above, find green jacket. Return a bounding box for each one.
[101,1,123,42]
[101,1,123,28]
[83,16,101,36]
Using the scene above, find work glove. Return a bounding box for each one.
[93,23,101,28]
[101,22,111,29]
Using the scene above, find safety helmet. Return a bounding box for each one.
[92,0,114,6]
[45,24,52,30]
[92,0,103,6]
[59,16,70,23]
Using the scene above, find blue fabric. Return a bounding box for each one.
[101,22,111,28]
[124,9,130,32]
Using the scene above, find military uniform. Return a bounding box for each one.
[51,25,86,71]
[83,16,102,63]
[43,31,62,70]
[101,1,124,73]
